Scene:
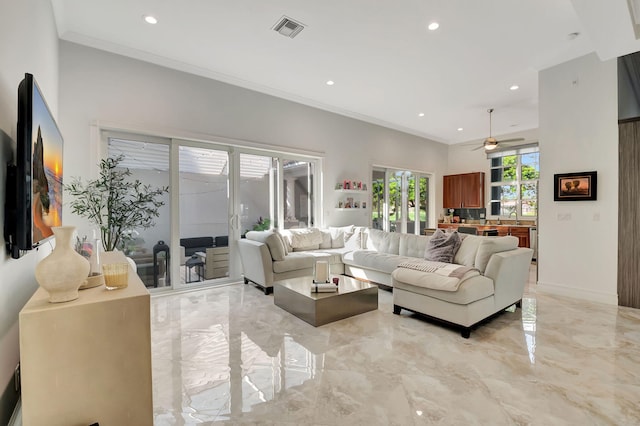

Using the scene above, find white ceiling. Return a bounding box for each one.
[51,0,640,145]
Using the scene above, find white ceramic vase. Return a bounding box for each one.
[35,226,91,303]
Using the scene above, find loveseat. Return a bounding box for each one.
[237,226,532,337]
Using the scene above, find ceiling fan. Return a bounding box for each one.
[472,108,525,151]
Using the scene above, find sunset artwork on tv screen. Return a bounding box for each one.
[30,79,63,242]
[16,73,63,251]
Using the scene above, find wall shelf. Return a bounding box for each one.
[335,189,368,194]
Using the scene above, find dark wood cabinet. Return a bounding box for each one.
[507,227,530,248]
[443,172,485,208]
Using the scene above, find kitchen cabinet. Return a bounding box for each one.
[507,226,530,248]
[443,172,485,208]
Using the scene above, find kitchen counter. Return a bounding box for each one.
[436,223,534,248]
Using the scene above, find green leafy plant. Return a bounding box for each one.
[253,216,271,231]
[66,155,169,252]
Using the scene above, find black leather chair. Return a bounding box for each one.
[457,226,478,235]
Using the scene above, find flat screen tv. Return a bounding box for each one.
[7,73,63,257]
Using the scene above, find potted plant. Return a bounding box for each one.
[66,155,169,252]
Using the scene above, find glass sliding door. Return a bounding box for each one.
[239,153,276,234]
[282,159,314,229]
[371,169,386,230]
[371,167,431,235]
[178,145,231,285]
[107,136,171,290]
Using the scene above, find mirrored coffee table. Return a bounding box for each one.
[273,275,378,326]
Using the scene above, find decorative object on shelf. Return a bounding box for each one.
[35,226,91,303]
[102,262,129,290]
[553,171,597,201]
[66,155,169,252]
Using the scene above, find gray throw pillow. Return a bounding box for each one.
[424,229,462,263]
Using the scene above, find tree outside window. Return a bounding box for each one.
[490,151,539,218]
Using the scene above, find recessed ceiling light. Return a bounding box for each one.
[143,15,158,24]
[326,80,335,86]
[457,127,463,131]
[510,84,519,91]
[418,112,425,117]
[428,22,440,31]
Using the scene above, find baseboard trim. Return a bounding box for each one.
[537,281,618,305]
[0,377,20,426]
[8,398,20,426]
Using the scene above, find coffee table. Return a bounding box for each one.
[273,275,378,326]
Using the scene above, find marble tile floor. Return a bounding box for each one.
[151,268,640,425]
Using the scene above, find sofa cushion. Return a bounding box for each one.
[399,233,430,258]
[365,228,401,255]
[474,236,519,273]
[245,230,287,261]
[287,228,324,248]
[424,230,461,263]
[343,250,415,274]
[293,244,320,251]
[453,235,483,267]
[392,269,494,305]
[272,251,332,273]
[180,236,214,248]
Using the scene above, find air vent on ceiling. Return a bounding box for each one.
[273,16,305,38]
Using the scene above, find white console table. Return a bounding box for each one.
[19,252,153,426]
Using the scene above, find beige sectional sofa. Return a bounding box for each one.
[237,226,533,337]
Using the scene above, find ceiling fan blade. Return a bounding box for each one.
[497,138,525,143]
[471,145,485,151]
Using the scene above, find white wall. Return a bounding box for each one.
[538,53,618,304]
[0,0,59,418]
[58,42,449,232]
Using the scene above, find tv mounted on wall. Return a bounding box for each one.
[5,73,63,258]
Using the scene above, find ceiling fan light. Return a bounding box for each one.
[484,143,498,151]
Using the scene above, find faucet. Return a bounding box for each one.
[510,210,520,225]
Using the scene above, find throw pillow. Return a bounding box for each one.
[319,229,332,249]
[344,228,363,250]
[273,229,289,255]
[329,225,353,248]
[424,229,462,263]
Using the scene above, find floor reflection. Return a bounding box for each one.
[151,267,640,425]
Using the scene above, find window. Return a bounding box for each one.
[489,146,539,218]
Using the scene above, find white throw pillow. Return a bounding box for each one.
[319,229,332,249]
[288,228,323,248]
[273,229,289,255]
[344,229,363,250]
[329,225,353,248]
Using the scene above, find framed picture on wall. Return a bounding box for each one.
[553,171,597,201]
